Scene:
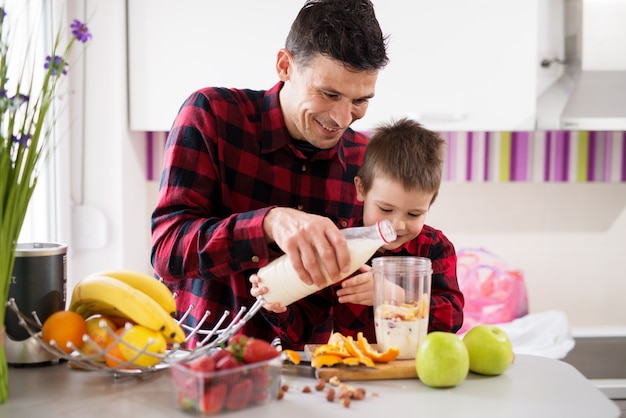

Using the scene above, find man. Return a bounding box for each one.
[151,0,389,349]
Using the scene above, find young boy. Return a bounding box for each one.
[252,118,464,346]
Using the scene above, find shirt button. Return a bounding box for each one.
[251,256,260,263]
[301,164,307,172]
[340,220,348,227]
[297,204,304,211]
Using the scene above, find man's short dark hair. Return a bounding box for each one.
[285,0,389,71]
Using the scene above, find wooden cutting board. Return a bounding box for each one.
[305,345,418,382]
[315,359,418,381]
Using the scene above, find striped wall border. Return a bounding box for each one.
[145,131,626,183]
[145,131,168,181]
[440,131,626,183]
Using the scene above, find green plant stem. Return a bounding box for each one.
[0,348,7,403]
[0,234,15,404]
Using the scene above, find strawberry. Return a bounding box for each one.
[227,335,280,364]
[228,334,248,349]
[225,378,253,410]
[211,349,242,386]
[171,366,201,400]
[199,382,228,414]
[242,338,281,364]
[187,355,216,373]
[213,349,240,371]
[250,366,271,402]
[226,334,249,361]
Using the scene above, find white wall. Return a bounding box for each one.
[427,183,626,333]
[67,0,626,334]
[64,0,153,289]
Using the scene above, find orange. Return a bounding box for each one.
[311,354,344,368]
[104,328,134,369]
[358,356,376,367]
[356,332,400,363]
[327,332,347,345]
[311,331,400,368]
[312,343,351,359]
[341,357,362,367]
[343,335,377,367]
[104,344,129,369]
[41,310,88,354]
[344,335,368,359]
[282,349,302,365]
[342,356,375,367]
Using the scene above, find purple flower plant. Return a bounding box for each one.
[42,20,92,76]
[12,134,31,148]
[0,7,91,405]
[44,55,68,76]
[70,19,92,43]
[10,93,29,108]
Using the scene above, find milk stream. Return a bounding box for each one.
[258,220,396,307]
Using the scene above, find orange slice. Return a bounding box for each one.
[313,343,351,359]
[344,335,368,359]
[311,354,344,368]
[357,356,376,368]
[327,332,348,345]
[340,354,375,368]
[342,356,361,366]
[282,349,301,365]
[356,332,400,363]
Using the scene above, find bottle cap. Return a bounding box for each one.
[377,219,397,243]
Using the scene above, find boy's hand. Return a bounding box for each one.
[249,273,287,313]
[336,265,374,306]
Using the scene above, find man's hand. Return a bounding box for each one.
[262,207,351,288]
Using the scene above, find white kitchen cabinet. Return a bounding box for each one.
[127,0,302,132]
[128,0,551,132]
[353,0,541,132]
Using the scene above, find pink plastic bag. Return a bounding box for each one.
[457,248,528,334]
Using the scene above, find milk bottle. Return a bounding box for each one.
[257,220,396,307]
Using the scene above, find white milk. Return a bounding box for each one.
[375,316,429,360]
[258,220,396,307]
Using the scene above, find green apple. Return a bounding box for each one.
[463,324,514,376]
[415,331,469,388]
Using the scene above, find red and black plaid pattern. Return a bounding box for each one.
[151,82,368,348]
[261,223,464,349]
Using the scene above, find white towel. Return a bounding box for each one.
[460,310,576,359]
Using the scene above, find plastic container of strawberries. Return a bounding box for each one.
[170,353,283,414]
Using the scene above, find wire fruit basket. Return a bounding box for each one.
[6,297,265,378]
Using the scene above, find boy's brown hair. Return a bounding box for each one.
[357,117,445,204]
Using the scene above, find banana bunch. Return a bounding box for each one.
[69,269,185,345]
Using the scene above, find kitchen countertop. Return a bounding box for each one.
[0,354,620,418]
